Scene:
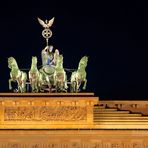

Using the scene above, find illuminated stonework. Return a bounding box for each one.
[4,106,87,121]
[0,93,98,129]
[0,130,148,147]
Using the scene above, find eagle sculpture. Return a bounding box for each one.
[37,17,55,28]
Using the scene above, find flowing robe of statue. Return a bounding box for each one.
[41,46,54,66]
[52,49,60,66]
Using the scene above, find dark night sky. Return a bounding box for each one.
[0,0,148,100]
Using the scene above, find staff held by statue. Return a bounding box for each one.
[37,17,55,46]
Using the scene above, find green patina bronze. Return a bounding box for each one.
[29,56,40,92]
[53,55,68,92]
[29,56,54,92]
[70,56,88,92]
[8,55,88,93]
[8,57,27,92]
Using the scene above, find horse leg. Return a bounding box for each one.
[45,76,51,92]
[9,78,13,90]
[21,76,27,93]
[21,74,27,93]
[22,81,26,92]
[38,74,42,92]
[19,81,24,93]
[83,78,87,90]
[70,82,73,92]
[30,80,37,93]
[29,78,33,92]
[76,81,79,93]
[35,81,39,92]
[32,81,37,92]
[15,79,21,92]
[32,82,37,92]
[17,82,21,92]
[31,83,34,92]
[38,81,42,92]
[71,81,77,93]
[63,82,67,92]
[47,79,52,92]
[55,82,58,92]
[53,74,58,92]
[64,74,68,90]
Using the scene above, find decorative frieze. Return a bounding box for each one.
[4,106,87,121]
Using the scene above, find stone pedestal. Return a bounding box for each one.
[0,93,98,129]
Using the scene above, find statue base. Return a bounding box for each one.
[0,93,98,129]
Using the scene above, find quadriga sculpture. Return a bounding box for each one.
[8,57,27,92]
[53,55,68,92]
[70,56,88,92]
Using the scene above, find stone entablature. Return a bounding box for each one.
[0,93,98,129]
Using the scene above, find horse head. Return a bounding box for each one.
[32,56,38,65]
[8,57,18,69]
[78,56,88,69]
